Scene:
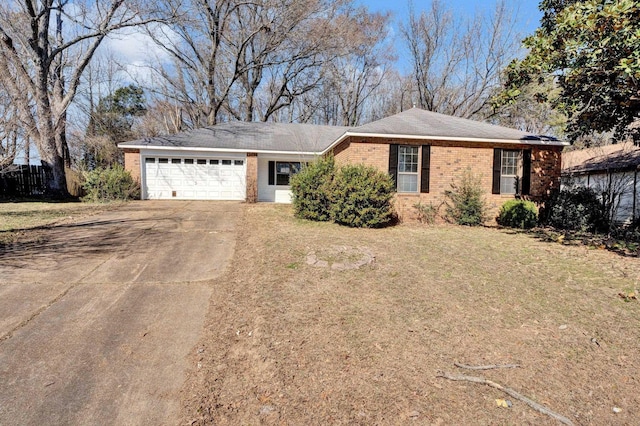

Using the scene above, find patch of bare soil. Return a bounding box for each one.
[181,204,640,425]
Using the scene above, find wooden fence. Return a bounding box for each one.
[0,165,48,198]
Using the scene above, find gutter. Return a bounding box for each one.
[117,144,322,156]
[320,131,569,155]
[119,131,568,157]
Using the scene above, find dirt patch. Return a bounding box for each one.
[306,245,375,270]
[181,204,640,425]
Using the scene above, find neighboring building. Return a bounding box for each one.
[119,108,566,220]
[562,143,640,224]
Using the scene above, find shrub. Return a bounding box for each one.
[496,199,538,229]
[329,164,395,228]
[414,201,438,224]
[443,171,487,226]
[539,187,607,232]
[82,165,139,202]
[290,156,335,221]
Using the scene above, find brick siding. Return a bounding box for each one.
[246,153,258,203]
[331,136,563,222]
[123,149,141,184]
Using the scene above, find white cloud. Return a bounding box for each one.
[103,29,169,64]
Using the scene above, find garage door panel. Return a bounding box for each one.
[144,156,246,200]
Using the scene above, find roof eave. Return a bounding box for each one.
[321,131,567,154]
[117,143,322,156]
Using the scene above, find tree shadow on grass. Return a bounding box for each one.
[499,226,640,258]
[0,216,171,265]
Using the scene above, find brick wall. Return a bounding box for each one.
[331,136,563,222]
[531,146,562,198]
[123,149,141,183]
[246,153,258,203]
[334,140,389,172]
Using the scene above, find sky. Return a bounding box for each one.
[357,0,543,69]
[360,0,542,33]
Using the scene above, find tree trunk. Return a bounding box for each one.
[39,129,69,198]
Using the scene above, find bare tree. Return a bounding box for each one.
[315,10,393,126]
[487,79,567,137]
[401,0,520,119]
[147,0,385,128]
[0,88,24,172]
[0,0,168,196]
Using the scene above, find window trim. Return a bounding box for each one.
[274,161,301,186]
[397,145,419,193]
[497,149,528,195]
[500,149,519,195]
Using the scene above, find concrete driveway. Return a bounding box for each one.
[0,200,240,425]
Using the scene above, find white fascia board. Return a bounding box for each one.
[320,132,568,154]
[258,153,320,161]
[118,144,322,156]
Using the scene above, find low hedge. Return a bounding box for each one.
[329,164,395,228]
[290,156,334,222]
[497,199,538,229]
[539,187,607,232]
[82,165,139,202]
[291,159,396,228]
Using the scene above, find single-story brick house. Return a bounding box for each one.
[563,142,640,224]
[119,108,566,219]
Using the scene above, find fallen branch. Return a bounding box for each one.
[454,362,520,370]
[437,371,574,426]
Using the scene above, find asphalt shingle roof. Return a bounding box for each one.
[119,108,563,153]
[352,108,557,142]
[562,142,640,174]
[121,121,349,153]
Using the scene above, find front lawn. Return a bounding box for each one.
[182,204,640,425]
[0,201,121,244]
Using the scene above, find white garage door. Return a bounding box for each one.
[143,156,246,200]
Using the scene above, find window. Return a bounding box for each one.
[276,161,301,186]
[234,160,244,166]
[389,145,430,193]
[210,159,219,165]
[500,150,520,194]
[184,158,194,164]
[145,158,155,163]
[158,158,169,164]
[397,146,419,192]
[197,159,206,165]
[222,159,232,165]
[171,158,181,164]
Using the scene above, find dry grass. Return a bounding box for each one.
[181,204,640,425]
[0,201,122,244]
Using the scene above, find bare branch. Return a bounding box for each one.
[437,371,574,425]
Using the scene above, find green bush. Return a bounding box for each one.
[290,156,335,221]
[497,199,538,229]
[539,187,607,232]
[444,171,487,226]
[82,165,139,202]
[329,164,395,228]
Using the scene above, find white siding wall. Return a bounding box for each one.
[257,154,318,203]
[563,171,638,224]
